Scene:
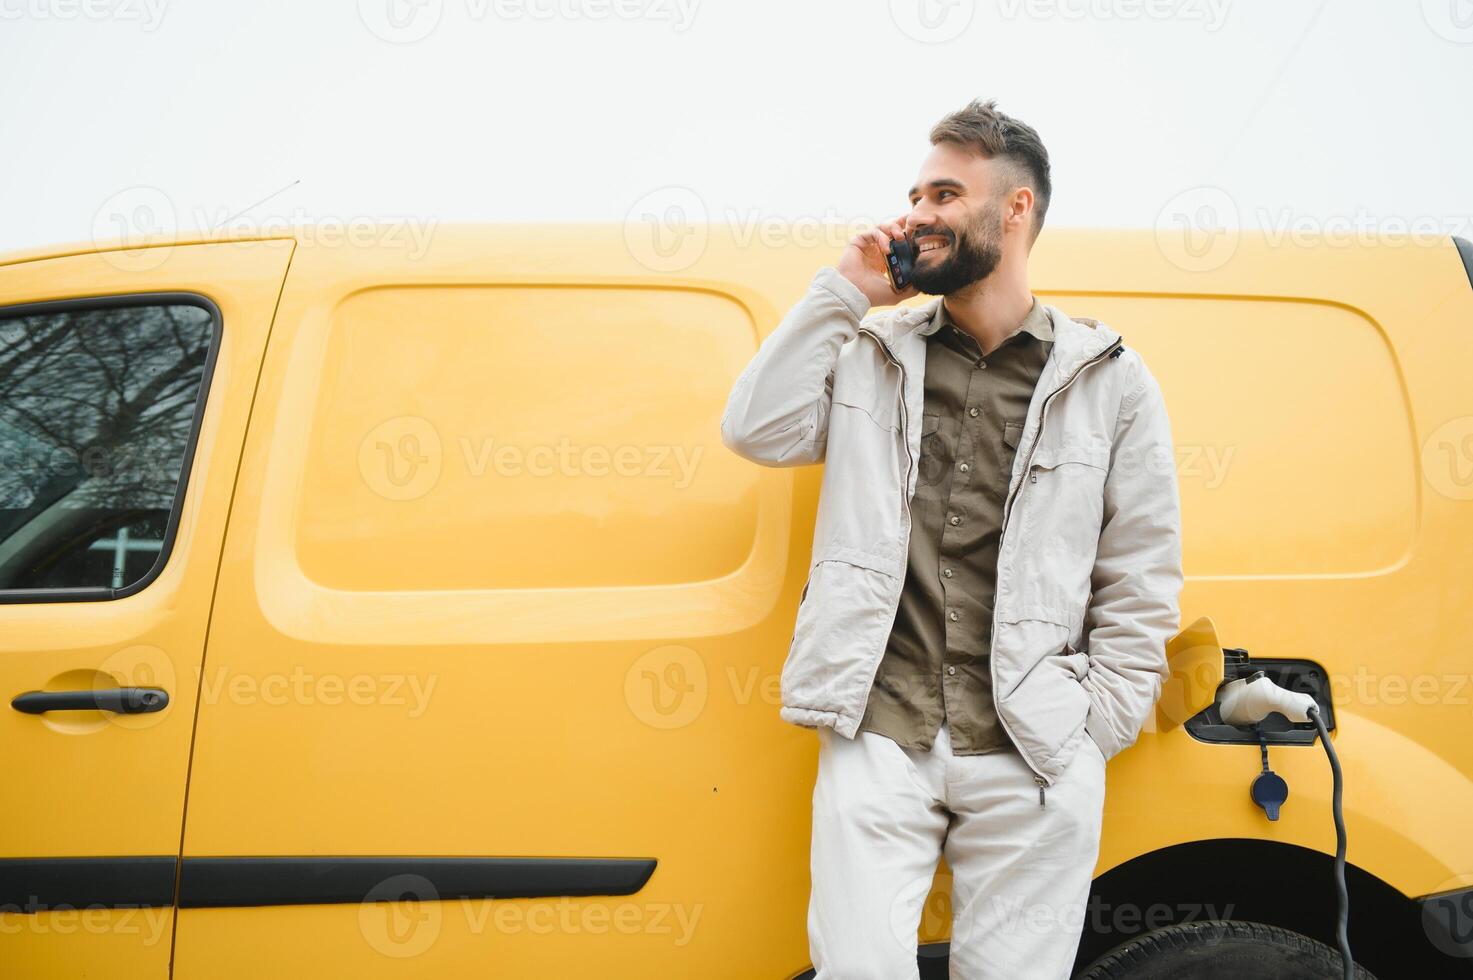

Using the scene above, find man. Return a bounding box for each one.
[719,99,1184,978]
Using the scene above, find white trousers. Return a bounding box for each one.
[807,720,1107,980]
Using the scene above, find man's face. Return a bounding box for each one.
[904,143,1008,295]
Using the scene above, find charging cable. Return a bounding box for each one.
[1217,673,1354,980]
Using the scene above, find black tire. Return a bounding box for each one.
[1076,919,1376,980]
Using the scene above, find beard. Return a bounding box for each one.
[909,200,1004,296]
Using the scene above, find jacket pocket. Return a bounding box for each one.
[1006,443,1110,626]
[783,549,899,716]
[830,358,900,432]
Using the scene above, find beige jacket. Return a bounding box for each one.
[720,266,1184,786]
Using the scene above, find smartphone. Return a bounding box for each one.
[886,234,917,292]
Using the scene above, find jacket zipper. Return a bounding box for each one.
[855,326,915,720]
[992,335,1125,798]
[857,327,914,508]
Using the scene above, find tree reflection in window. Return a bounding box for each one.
[0,302,213,593]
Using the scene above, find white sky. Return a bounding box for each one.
[2,0,1471,254]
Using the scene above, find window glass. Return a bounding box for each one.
[0,301,214,595]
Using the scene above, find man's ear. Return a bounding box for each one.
[1008,186,1035,231]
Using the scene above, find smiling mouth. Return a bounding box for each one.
[916,234,950,255]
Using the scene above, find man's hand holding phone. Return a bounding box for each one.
[837,218,921,308]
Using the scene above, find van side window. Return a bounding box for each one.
[0,298,216,599]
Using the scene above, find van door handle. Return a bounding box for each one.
[11,688,170,715]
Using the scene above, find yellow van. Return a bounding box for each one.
[1,225,1471,979]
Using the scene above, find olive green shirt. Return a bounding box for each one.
[857,296,1054,755]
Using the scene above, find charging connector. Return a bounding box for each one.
[1215,669,1354,979]
[1217,670,1319,727]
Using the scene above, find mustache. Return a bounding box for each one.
[911,225,956,244]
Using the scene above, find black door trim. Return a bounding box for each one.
[1,856,657,912]
[177,856,659,909]
[0,856,177,912]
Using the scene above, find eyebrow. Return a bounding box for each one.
[908,178,967,201]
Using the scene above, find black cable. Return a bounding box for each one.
[1308,705,1353,979]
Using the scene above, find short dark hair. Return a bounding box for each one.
[928,99,1052,240]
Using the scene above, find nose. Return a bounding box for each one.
[905,204,938,237]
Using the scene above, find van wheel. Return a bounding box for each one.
[1076,919,1376,979]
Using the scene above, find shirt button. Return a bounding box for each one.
[978,360,988,369]
[958,462,970,473]
[942,568,953,578]
[968,407,979,417]
[949,515,960,526]
[947,665,957,675]
[948,610,959,622]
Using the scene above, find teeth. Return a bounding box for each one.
[918,240,947,252]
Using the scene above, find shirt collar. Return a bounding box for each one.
[933,295,1053,349]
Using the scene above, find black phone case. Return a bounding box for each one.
[886,236,917,291]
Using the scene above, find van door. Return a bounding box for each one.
[172,228,807,977]
[0,240,294,978]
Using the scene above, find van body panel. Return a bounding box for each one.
[0,240,294,978]
[3,226,1470,976]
